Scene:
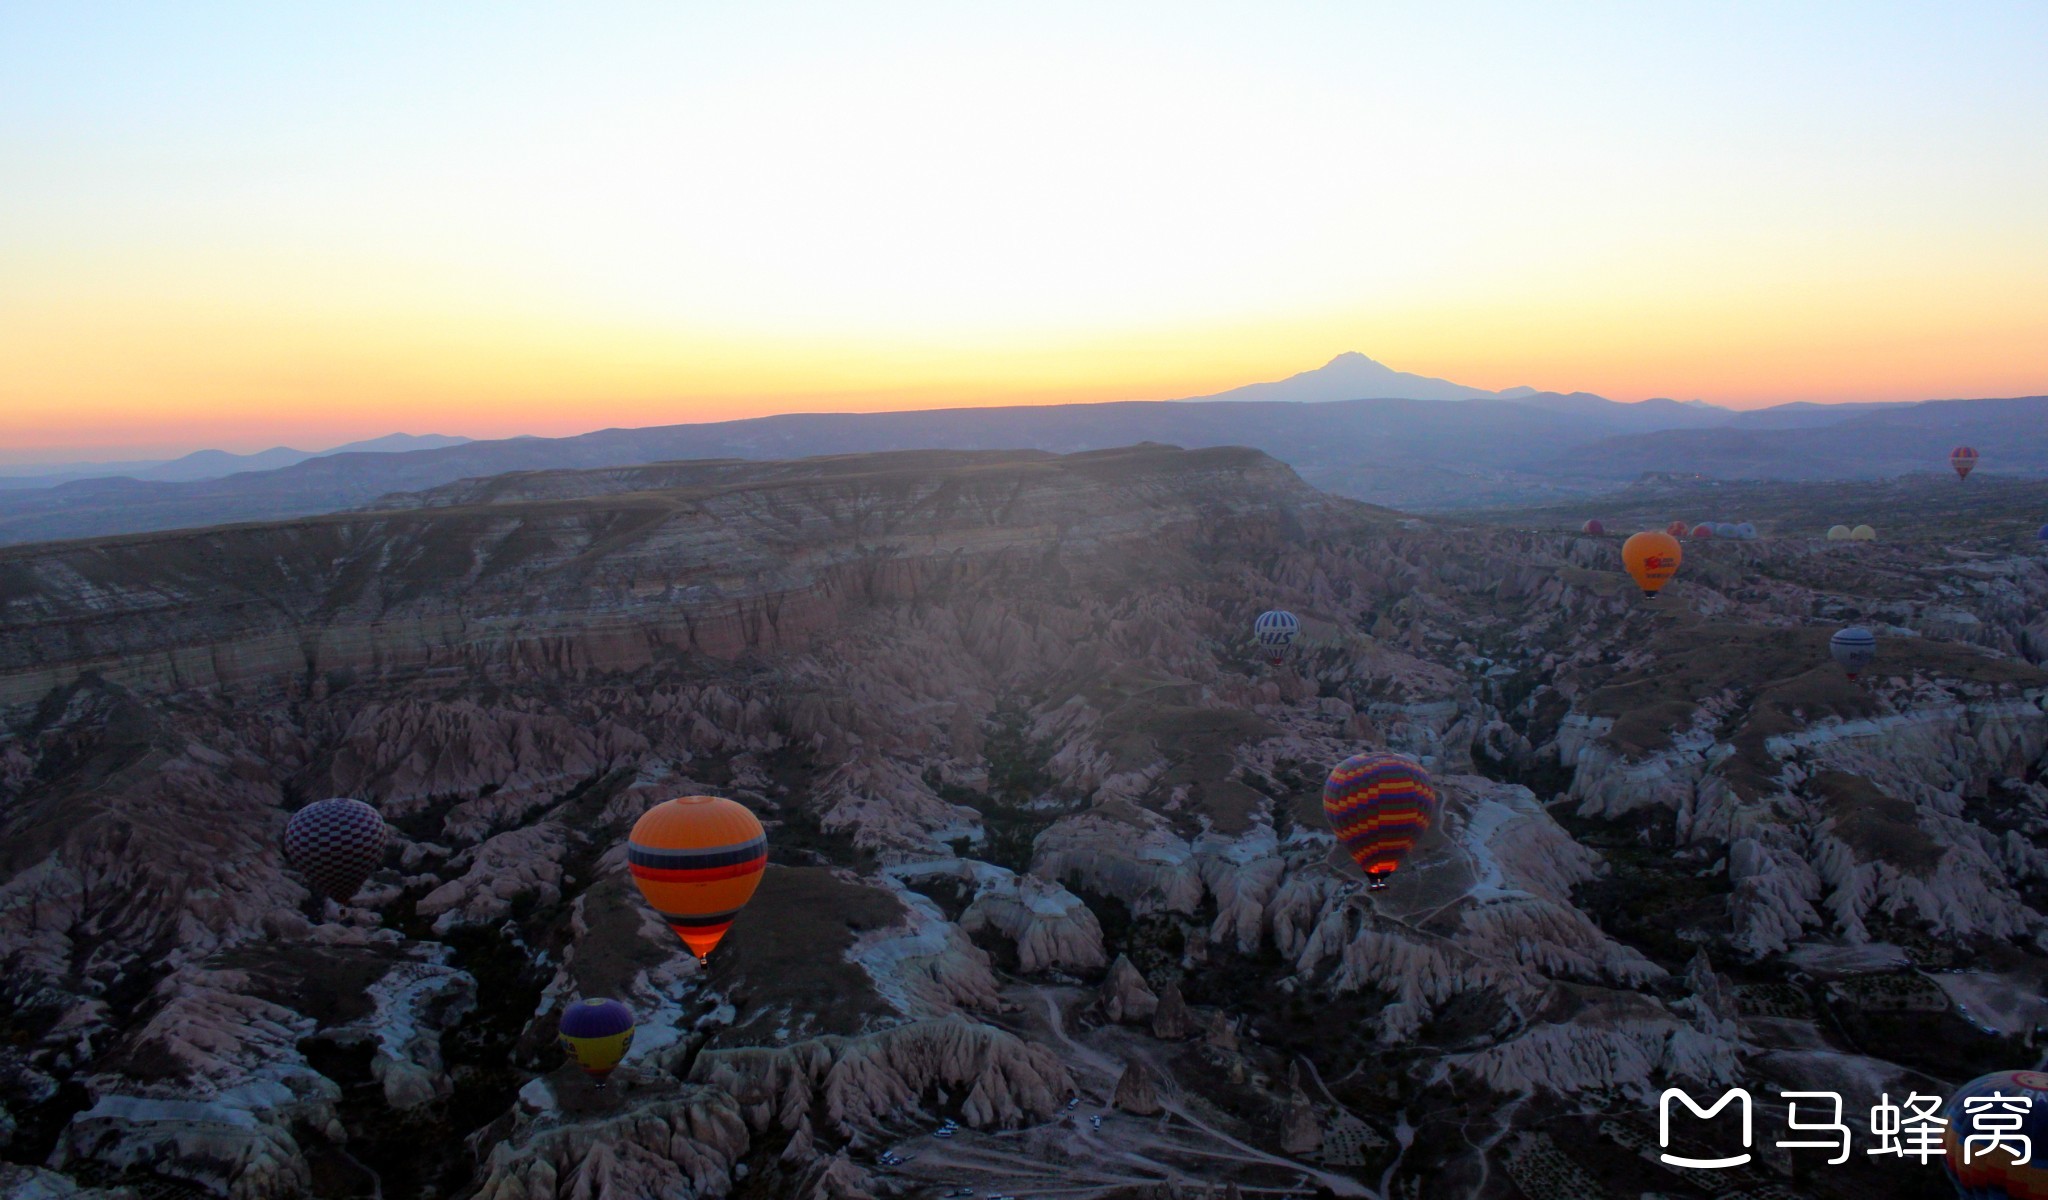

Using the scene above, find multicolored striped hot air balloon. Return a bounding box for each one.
[1943,1069,2048,1198]
[1953,445,1980,481]
[558,998,636,1086]
[627,796,767,961]
[1322,752,1439,890]
[1666,521,1688,538]
[283,798,389,904]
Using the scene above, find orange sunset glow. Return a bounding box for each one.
[4,3,2045,462]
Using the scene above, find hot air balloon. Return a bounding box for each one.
[628,796,767,961]
[1851,525,1876,542]
[1622,531,1683,598]
[1735,522,1757,540]
[1322,752,1439,890]
[1691,524,1714,539]
[1952,445,1979,481]
[1666,521,1688,538]
[1712,522,1737,539]
[1582,519,1605,536]
[1827,525,1852,541]
[1254,609,1300,665]
[558,998,636,1086]
[2036,524,2048,543]
[1830,626,1876,679]
[283,798,389,904]
[1942,1069,2048,1198]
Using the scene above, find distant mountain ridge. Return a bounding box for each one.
[1,353,2040,547]
[0,432,471,489]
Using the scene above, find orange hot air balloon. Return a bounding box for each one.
[1621,531,1682,598]
[628,796,767,961]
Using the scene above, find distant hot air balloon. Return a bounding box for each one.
[1322,752,1439,890]
[1712,522,1738,539]
[1666,521,1688,538]
[1582,519,1605,536]
[1622,531,1683,598]
[1254,609,1300,665]
[1829,626,1877,680]
[1827,525,1852,541]
[1851,525,1877,542]
[1692,524,1714,539]
[2036,524,2048,543]
[1736,522,1757,540]
[1952,445,1979,481]
[283,798,389,904]
[1943,1069,2048,1198]
[628,796,767,961]
[558,998,636,1086]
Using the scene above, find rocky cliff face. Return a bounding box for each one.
[3,444,2046,1198]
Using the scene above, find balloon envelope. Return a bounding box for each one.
[1582,519,1605,535]
[1942,1069,2048,1198]
[558,998,636,1081]
[1622,531,1683,597]
[1254,609,1299,663]
[1322,752,1439,886]
[2037,524,2048,542]
[1830,626,1877,678]
[628,796,767,960]
[1666,521,1688,538]
[1952,445,1979,480]
[1851,525,1876,541]
[1691,524,1714,539]
[283,798,389,903]
[1713,522,1737,538]
[1736,523,1757,539]
[1827,525,1852,541]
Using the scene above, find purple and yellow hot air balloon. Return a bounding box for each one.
[1953,445,1980,481]
[1322,752,1439,890]
[558,998,636,1086]
[628,796,767,961]
[1943,1069,2048,1198]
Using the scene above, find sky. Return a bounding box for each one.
[4,2,2046,463]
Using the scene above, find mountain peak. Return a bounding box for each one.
[1188,352,1498,405]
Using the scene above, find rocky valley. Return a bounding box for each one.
[3,443,2047,1200]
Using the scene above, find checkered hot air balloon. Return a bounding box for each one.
[628,795,767,961]
[1254,609,1299,665]
[558,998,636,1086]
[1322,752,1439,890]
[1943,1069,2048,1198]
[282,798,389,904]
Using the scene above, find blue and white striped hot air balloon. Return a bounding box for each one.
[1830,626,1877,680]
[1254,610,1299,664]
